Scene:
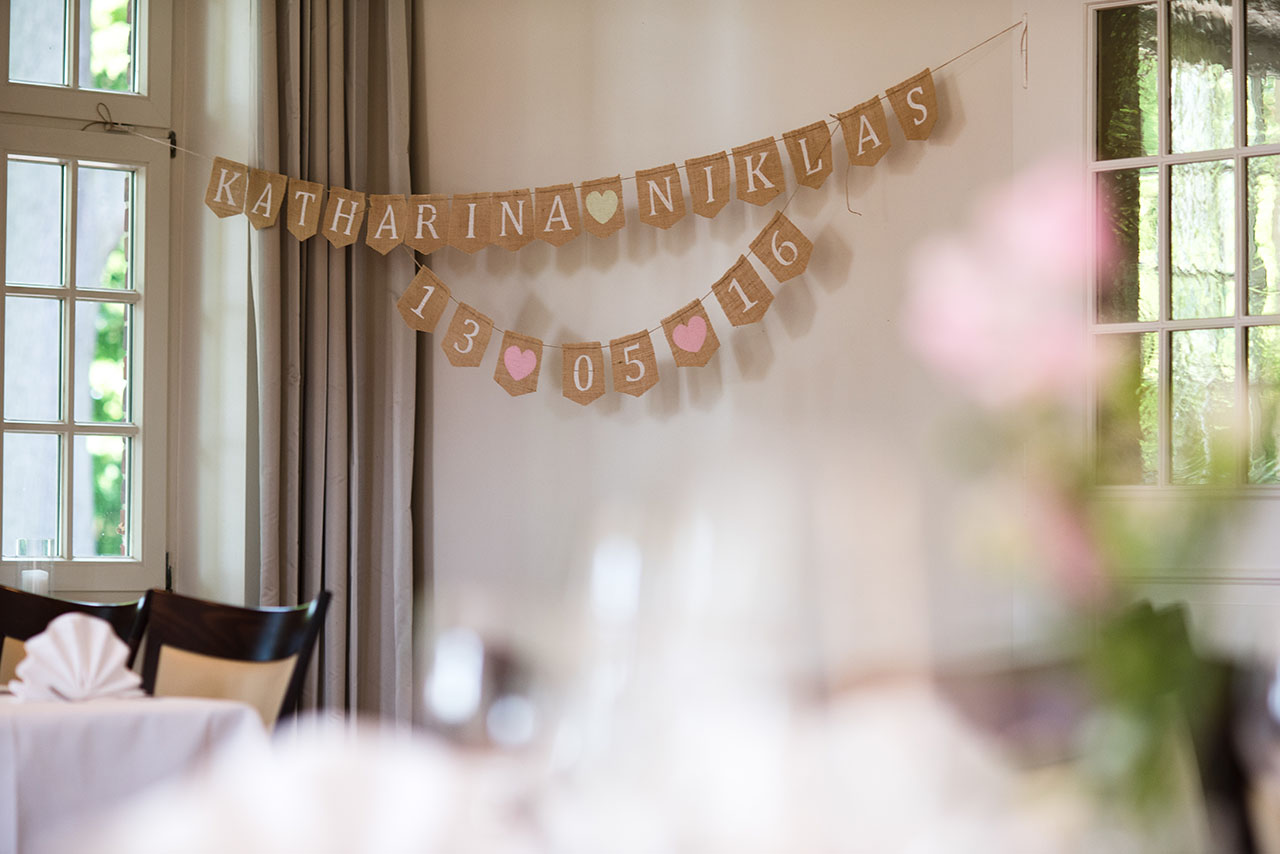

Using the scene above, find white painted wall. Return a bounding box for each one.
[421,0,1023,682]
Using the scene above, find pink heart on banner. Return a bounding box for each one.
[503,345,537,380]
[672,315,707,353]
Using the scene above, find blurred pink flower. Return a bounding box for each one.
[904,159,1109,409]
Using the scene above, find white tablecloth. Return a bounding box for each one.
[0,691,266,854]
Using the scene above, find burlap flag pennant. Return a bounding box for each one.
[580,176,625,238]
[396,266,451,333]
[712,255,774,326]
[245,169,287,229]
[783,122,833,190]
[448,193,493,254]
[535,184,582,247]
[609,330,660,397]
[661,300,720,367]
[635,164,686,229]
[366,195,408,254]
[490,189,536,251]
[886,68,938,140]
[441,303,494,367]
[321,187,367,248]
[494,331,543,396]
[204,157,248,218]
[749,212,813,283]
[286,178,325,240]
[406,194,450,254]
[837,96,892,167]
[731,138,785,207]
[562,341,607,405]
[685,151,732,219]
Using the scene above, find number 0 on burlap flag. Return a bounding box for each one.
[580,176,625,238]
[836,96,892,167]
[886,68,938,140]
[204,157,248,218]
[494,331,543,396]
[396,267,451,333]
[406,194,449,254]
[245,169,287,229]
[321,188,367,248]
[610,330,660,397]
[366,195,408,254]
[661,300,720,367]
[287,178,324,240]
[732,138,785,207]
[750,212,813,283]
[441,303,494,367]
[562,341,606,405]
[712,256,774,326]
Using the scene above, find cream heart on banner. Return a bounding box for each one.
[504,346,537,381]
[585,190,619,224]
[672,315,707,353]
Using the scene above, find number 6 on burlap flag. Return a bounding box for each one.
[749,212,813,283]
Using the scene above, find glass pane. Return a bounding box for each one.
[75,301,129,423]
[1096,332,1159,484]
[1248,155,1280,315]
[1172,328,1237,483]
[9,0,66,86]
[80,0,134,93]
[2,432,60,557]
[73,434,128,557]
[1171,0,1234,154]
[1249,325,1280,482]
[5,159,65,287]
[4,297,63,421]
[1097,167,1159,322]
[1172,160,1235,319]
[76,166,133,290]
[1096,3,1158,160]
[1248,0,1280,144]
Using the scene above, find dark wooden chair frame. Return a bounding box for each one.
[0,584,146,655]
[135,588,331,725]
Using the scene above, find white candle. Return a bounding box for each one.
[20,569,49,596]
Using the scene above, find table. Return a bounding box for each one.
[0,691,266,854]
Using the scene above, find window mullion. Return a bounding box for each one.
[62,161,77,560]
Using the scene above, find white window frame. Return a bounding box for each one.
[0,0,171,129]
[1087,0,1280,492]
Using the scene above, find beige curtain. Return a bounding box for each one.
[251,0,426,721]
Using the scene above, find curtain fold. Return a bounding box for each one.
[252,0,422,722]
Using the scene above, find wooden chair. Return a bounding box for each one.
[0,585,146,683]
[136,589,330,729]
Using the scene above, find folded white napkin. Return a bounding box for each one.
[9,612,143,701]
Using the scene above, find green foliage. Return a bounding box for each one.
[89,0,132,93]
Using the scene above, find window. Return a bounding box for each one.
[1091,0,1280,487]
[0,1,169,595]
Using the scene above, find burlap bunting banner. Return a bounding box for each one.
[837,96,892,167]
[732,138,785,207]
[406,194,449,254]
[366,194,408,254]
[661,300,719,367]
[783,122,833,190]
[245,169,287,229]
[286,178,324,240]
[321,188,367,248]
[610,330,660,397]
[449,193,492,254]
[685,151,732,219]
[886,68,938,140]
[491,189,536,252]
[494,331,543,396]
[535,184,582,246]
[635,164,686,229]
[441,303,494,367]
[562,341,607,405]
[750,212,813,283]
[581,176,625,238]
[204,157,248,218]
[396,266,451,333]
[712,256,774,326]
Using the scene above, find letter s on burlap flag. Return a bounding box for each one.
[886,68,938,140]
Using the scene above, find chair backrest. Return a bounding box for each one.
[137,589,330,728]
[0,585,146,683]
